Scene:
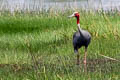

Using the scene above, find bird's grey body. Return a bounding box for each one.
[68,12,91,65]
[73,30,91,53]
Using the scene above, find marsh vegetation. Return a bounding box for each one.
[0,11,119,79]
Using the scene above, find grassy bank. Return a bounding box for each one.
[0,12,120,79]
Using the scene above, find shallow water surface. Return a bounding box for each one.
[0,0,120,12]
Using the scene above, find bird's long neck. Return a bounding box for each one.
[77,24,81,31]
[76,16,81,30]
[76,17,83,36]
[77,16,79,24]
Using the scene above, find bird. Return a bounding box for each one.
[68,12,91,65]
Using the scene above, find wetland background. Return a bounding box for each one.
[0,0,120,80]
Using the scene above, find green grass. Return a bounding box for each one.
[0,11,120,80]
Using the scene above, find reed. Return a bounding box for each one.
[1,0,120,15]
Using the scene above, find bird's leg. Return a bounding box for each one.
[76,53,80,65]
[83,47,87,72]
[84,47,87,65]
[74,49,80,65]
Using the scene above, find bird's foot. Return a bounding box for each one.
[76,61,80,65]
[76,62,79,65]
[83,60,86,65]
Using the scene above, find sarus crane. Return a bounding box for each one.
[68,12,91,65]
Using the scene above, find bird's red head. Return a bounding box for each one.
[74,13,80,18]
[68,12,80,24]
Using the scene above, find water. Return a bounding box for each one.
[0,0,120,12]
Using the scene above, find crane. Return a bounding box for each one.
[68,12,91,65]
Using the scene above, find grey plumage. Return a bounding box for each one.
[73,29,91,53]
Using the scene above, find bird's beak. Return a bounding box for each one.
[68,13,75,18]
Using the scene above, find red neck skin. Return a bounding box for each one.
[76,16,79,24]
